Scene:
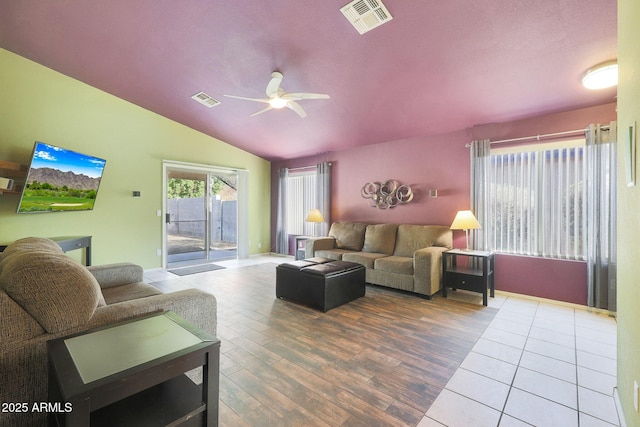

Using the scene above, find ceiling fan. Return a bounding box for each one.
[224,72,330,118]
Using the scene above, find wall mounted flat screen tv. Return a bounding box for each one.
[17,142,106,213]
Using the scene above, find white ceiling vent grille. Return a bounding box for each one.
[340,0,393,35]
[191,91,221,108]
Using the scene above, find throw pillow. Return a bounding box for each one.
[361,224,398,255]
[329,222,368,251]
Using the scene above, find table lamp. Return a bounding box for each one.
[305,209,325,236]
[450,210,481,251]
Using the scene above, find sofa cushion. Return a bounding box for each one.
[101,282,163,305]
[394,225,453,257]
[342,252,389,269]
[315,249,354,260]
[362,224,398,255]
[374,256,414,275]
[87,263,144,289]
[328,222,368,251]
[1,251,104,333]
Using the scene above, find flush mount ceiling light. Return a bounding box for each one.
[582,60,618,90]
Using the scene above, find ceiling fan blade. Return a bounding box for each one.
[286,101,307,118]
[224,94,270,104]
[250,106,273,117]
[283,92,330,100]
[266,72,284,97]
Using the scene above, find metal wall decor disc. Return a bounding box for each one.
[380,180,398,196]
[396,184,414,203]
[360,181,379,199]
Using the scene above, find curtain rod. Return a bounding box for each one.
[464,127,610,148]
[286,162,332,172]
[287,165,316,172]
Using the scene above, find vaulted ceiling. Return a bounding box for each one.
[0,0,617,161]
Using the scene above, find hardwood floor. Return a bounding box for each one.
[150,262,497,426]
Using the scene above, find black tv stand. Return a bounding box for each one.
[0,236,91,265]
[50,236,92,266]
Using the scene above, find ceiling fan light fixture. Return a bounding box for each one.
[269,97,288,109]
[227,72,328,118]
[582,60,618,90]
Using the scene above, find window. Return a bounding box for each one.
[488,140,586,260]
[285,170,317,236]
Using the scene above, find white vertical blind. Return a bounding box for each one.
[489,143,586,260]
[285,171,317,236]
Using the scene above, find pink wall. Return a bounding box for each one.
[270,128,473,228]
[270,128,474,254]
[271,102,617,305]
[330,129,472,225]
[495,254,588,305]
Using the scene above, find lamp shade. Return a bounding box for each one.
[450,210,481,230]
[305,209,325,223]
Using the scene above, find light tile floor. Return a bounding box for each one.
[420,290,619,427]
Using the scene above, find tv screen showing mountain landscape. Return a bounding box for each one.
[17,142,106,213]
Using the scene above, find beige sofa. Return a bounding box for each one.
[305,222,452,297]
[0,237,217,427]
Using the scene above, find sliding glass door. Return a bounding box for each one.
[166,168,208,266]
[208,171,238,261]
[164,163,238,269]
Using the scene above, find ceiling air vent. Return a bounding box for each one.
[191,91,221,108]
[340,0,393,35]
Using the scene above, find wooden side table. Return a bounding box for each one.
[442,249,495,306]
[47,311,220,426]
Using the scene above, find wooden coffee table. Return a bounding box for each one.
[47,311,220,426]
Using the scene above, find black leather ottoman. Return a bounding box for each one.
[276,259,365,312]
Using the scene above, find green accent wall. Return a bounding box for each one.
[618,0,640,425]
[0,49,271,268]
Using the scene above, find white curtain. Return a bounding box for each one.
[585,122,617,311]
[275,167,289,254]
[470,140,491,250]
[236,169,250,258]
[315,162,332,236]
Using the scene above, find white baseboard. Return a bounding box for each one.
[614,387,627,427]
[494,290,617,318]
